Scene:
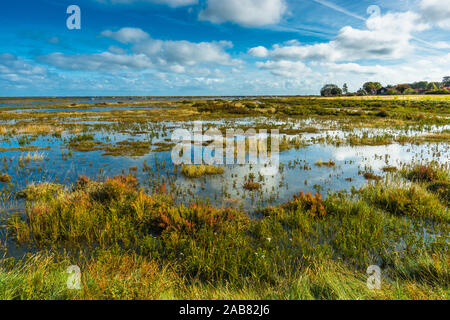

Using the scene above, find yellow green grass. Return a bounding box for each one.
[181,165,224,178]
[1,164,448,300]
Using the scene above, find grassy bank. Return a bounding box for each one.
[1,164,448,300]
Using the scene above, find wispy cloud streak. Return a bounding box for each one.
[312,0,365,21]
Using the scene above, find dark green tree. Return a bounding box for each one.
[357,88,368,96]
[362,82,382,94]
[443,76,450,87]
[427,82,438,90]
[403,88,417,95]
[343,83,348,95]
[410,81,428,90]
[394,84,410,94]
[386,88,397,95]
[320,84,342,97]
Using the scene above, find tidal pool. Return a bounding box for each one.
[0,97,448,213]
[0,125,448,213]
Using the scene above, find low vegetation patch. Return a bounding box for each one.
[243,180,261,191]
[382,166,398,173]
[9,175,246,246]
[348,134,393,146]
[403,164,449,183]
[68,134,105,152]
[103,140,152,157]
[401,164,450,206]
[360,183,448,222]
[2,171,449,300]
[0,173,11,183]
[181,165,224,178]
[315,159,336,167]
[362,172,382,181]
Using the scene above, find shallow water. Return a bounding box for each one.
[0,97,448,263]
[0,97,448,212]
[0,133,448,211]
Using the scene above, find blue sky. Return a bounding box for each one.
[0,0,449,96]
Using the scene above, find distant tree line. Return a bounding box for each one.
[320,77,450,97]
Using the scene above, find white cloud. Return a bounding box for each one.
[318,62,388,76]
[261,42,337,62]
[47,37,60,44]
[95,0,198,8]
[108,45,127,54]
[101,27,150,44]
[0,53,47,83]
[256,60,311,78]
[248,46,269,58]
[336,11,428,59]
[134,39,239,68]
[432,41,450,49]
[250,11,428,63]
[39,30,240,75]
[199,0,286,27]
[0,54,67,95]
[419,0,450,29]
[38,52,153,72]
[244,4,450,94]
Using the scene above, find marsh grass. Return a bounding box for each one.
[0,251,179,300]
[0,146,50,153]
[243,181,261,191]
[362,172,383,181]
[0,174,11,183]
[181,165,224,178]
[153,142,176,152]
[1,163,448,300]
[0,124,64,137]
[402,163,449,183]
[279,135,309,152]
[348,133,393,146]
[0,96,449,300]
[103,140,152,157]
[382,166,398,173]
[400,163,450,206]
[20,152,45,162]
[67,135,153,157]
[16,182,64,201]
[1,250,447,300]
[315,160,336,167]
[360,182,448,222]
[68,134,105,152]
